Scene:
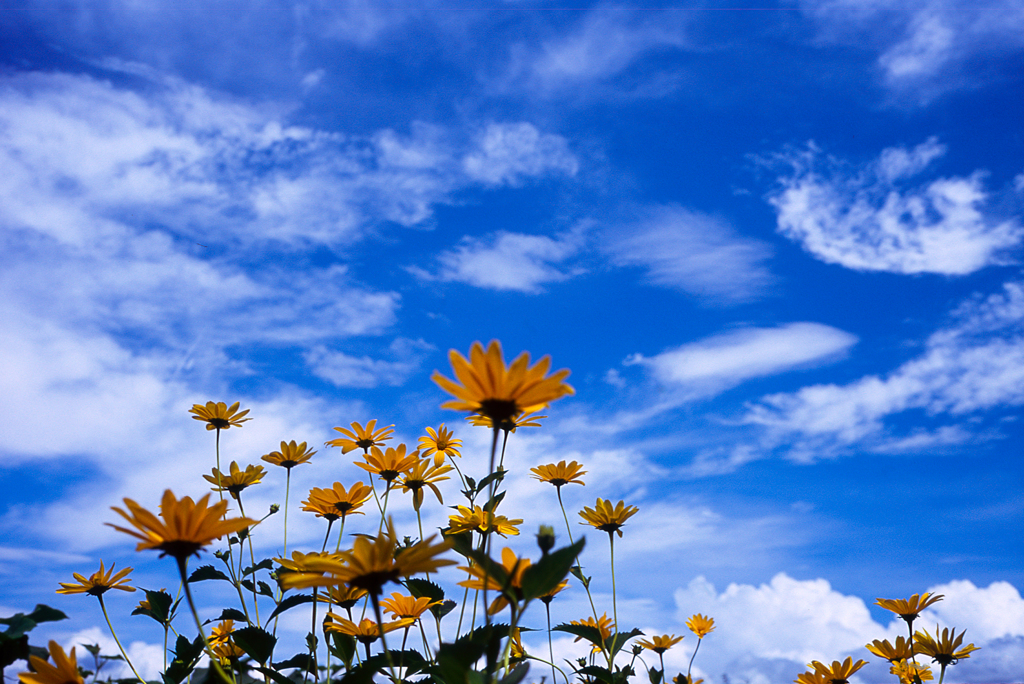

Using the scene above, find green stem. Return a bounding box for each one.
[97,594,147,684]
[176,556,234,684]
[237,498,260,625]
[370,594,399,684]
[545,601,557,684]
[687,637,702,680]
[609,532,619,669]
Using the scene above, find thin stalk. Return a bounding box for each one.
[687,637,703,680]
[237,498,260,625]
[97,594,147,684]
[558,488,608,666]
[545,601,557,684]
[176,556,234,684]
[608,532,619,670]
[370,594,399,684]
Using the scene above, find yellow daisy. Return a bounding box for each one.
[261,440,316,469]
[808,657,867,684]
[466,410,547,433]
[418,424,463,466]
[398,457,453,511]
[432,340,574,424]
[865,636,914,663]
[579,498,639,537]
[18,641,83,684]
[203,461,265,499]
[875,592,943,625]
[531,460,586,488]
[325,420,394,453]
[686,614,715,638]
[458,547,532,615]
[890,659,933,683]
[56,560,135,596]
[380,592,440,621]
[355,444,419,484]
[322,615,413,645]
[570,613,613,653]
[914,625,979,666]
[302,482,373,522]
[447,505,522,537]
[189,401,251,430]
[637,634,684,654]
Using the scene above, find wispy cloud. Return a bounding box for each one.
[304,338,433,388]
[625,323,857,400]
[767,139,1022,275]
[410,229,585,293]
[745,282,1024,459]
[603,204,775,304]
[462,122,578,186]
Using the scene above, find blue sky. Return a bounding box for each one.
[2,2,1023,683]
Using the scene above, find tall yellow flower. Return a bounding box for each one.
[261,440,316,469]
[447,505,522,537]
[56,561,135,596]
[203,461,265,499]
[302,482,373,522]
[324,584,368,610]
[875,593,943,626]
[637,634,684,654]
[467,410,546,432]
[418,424,462,466]
[890,659,933,683]
[793,672,828,684]
[914,625,979,666]
[865,636,914,663]
[532,460,586,488]
[579,498,639,537]
[686,614,715,638]
[209,620,245,664]
[380,592,440,621]
[808,657,867,684]
[107,490,256,560]
[18,641,83,684]
[398,457,453,510]
[432,340,574,424]
[356,444,419,484]
[458,547,532,615]
[323,615,413,644]
[189,401,251,430]
[326,420,394,453]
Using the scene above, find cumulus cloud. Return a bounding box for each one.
[604,204,775,304]
[625,323,857,400]
[411,230,585,293]
[745,282,1024,459]
[304,338,433,388]
[462,122,578,186]
[767,139,1022,275]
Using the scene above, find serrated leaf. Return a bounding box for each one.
[232,626,276,665]
[132,590,174,623]
[216,608,248,623]
[578,666,616,684]
[570,565,590,587]
[405,578,445,603]
[267,594,314,622]
[257,581,274,598]
[520,538,585,601]
[553,623,604,648]
[188,566,230,583]
[606,628,643,657]
[272,653,314,674]
[242,559,274,577]
[82,643,102,657]
[649,667,663,684]
[254,666,298,684]
[328,633,355,667]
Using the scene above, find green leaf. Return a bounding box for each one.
[231,626,276,665]
[272,653,314,674]
[242,559,274,577]
[0,634,29,670]
[477,468,506,492]
[405,578,445,603]
[327,633,355,668]
[254,666,298,684]
[188,566,230,583]
[482,490,506,514]
[257,581,274,598]
[570,565,591,588]
[553,623,604,649]
[162,635,204,684]
[606,628,643,658]
[649,667,663,684]
[132,590,174,623]
[501,663,530,684]
[578,666,616,684]
[266,594,314,621]
[82,643,102,657]
[215,609,248,623]
[25,605,69,625]
[445,531,475,559]
[520,538,585,601]
[462,548,509,588]
[0,615,35,640]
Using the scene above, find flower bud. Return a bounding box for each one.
[536,525,556,555]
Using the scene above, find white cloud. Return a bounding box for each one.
[625,323,857,400]
[412,230,584,293]
[604,205,775,304]
[745,282,1024,458]
[304,338,433,388]
[768,139,1022,275]
[462,122,578,186]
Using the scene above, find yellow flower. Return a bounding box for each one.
[432,340,574,424]
[323,615,413,644]
[875,592,943,625]
[203,461,266,499]
[808,657,867,684]
[189,401,251,430]
[579,498,639,537]
[865,635,914,663]
[323,584,368,610]
[380,592,440,620]
[210,620,245,663]
[637,634,683,654]
[418,424,463,466]
[447,505,522,537]
[279,524,455,595]
[508,627,526,665]
[458,547,532,615]
[570,613,613,653]
[674,677,704,684]
[326,420,394,453]
[398,457,453,511]
[262,440,316,469]
[890,659,933,683]
[107,490,256,560]
[686,614,715,638]
[793,672,827,684]
[276,550,344,573]
[302,482,373,522]
[467,410,547,432]
[531,460,586,488]
[914,625,979,666]
[18,641,83,684]
[355,444,419,484]
[56,560,135,596]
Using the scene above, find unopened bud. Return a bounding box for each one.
[269,503,280,514]
[537,525,556,555]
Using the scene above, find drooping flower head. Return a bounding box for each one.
[398,457,453,511]
[326,420,394,453]
[418,424,463,466]
[356,444,419,484]
[532,460,587,488]
[875,592,943,626]
[262,440,316,469]
[686,614,715,638]
[203,461,266,499]
[189,401,251,430]
[302,482,373,522]
[638,634,684,654]
[579,498,639,537]
[807,657,868,684]
[56,560,135,596]
[914,625,979,666]
[447,505,522,537]
[18,641,83,684]
[108,490,256,560]
[432,341,574,424]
